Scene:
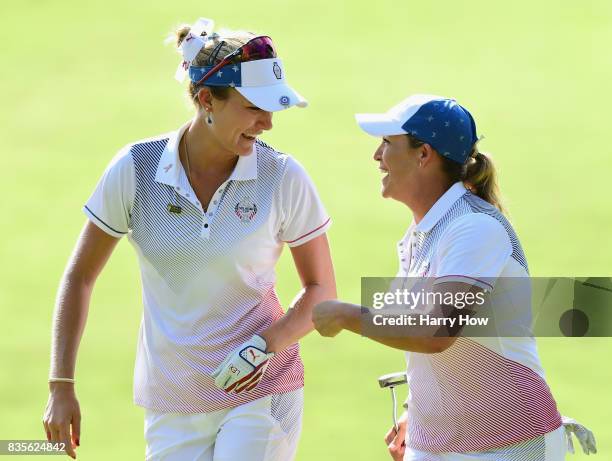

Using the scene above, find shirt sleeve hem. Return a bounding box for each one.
[83,205,127,238]
[284,217,332,248]
[433,274,494,292]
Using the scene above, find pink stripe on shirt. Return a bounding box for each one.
[407,338,562,452]
[284,217,331,244]
[134,288,304,413]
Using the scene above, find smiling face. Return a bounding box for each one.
[206,89,274,155]
[373,134,422,202]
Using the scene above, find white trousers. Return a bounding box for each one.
[144,389,303,461]
[404,426,567,461]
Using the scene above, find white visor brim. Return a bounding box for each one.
[237,84,308,112]
[237,58,307,112]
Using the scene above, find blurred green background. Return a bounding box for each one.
[1,0,610,459]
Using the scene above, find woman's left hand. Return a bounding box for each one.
[212,335,274,393]
[312,300,349,337]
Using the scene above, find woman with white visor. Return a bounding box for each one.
[312,94,571,460]
[43,18,335,460]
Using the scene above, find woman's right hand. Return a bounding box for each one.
[384,411,407,461]
[43,383,81,459]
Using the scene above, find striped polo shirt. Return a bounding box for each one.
[398,182,562,452]
[83,122,331,413]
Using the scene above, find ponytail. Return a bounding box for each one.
[172,24,255,106]
[406,134,505,214]
[462,151,505,214]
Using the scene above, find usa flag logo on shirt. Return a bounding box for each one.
[235,198,258,222]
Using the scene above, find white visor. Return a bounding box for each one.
[236,58,308,112]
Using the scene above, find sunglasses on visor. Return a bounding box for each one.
[195,36,277,85]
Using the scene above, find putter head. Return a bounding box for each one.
[378,371,408,388]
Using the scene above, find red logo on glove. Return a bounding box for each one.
[249,350,261,361]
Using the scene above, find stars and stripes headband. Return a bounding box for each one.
[174,20,307,112]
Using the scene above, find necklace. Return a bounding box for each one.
[183,132,194,186]
[167,133,192,215]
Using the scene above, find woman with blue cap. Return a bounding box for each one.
[43,18,335,460]
[312,94,569,460]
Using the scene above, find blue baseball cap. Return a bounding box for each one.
[355,94,478,164]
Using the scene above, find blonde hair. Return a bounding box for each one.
[462,151,505,213]
[174,24,255,106]
[407,134,506,214]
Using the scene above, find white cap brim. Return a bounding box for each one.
[237,84,308,112]
[355,113,407,137]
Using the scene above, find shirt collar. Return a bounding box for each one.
[154,122,258,187]
[414,182,468,233]
[229,145,258,181]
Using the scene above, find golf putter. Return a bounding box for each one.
[378,371,408,432]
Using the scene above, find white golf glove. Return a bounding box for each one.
[212,334,274,393]
[562,415,597,455]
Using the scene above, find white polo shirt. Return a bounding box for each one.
[398,182,562,452]
[83,123,331,413]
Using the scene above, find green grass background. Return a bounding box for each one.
[1,0,611,459]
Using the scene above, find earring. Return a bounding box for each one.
[206,110,213,126]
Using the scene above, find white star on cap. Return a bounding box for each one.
[229,82,236,87]
[232,65,239,72]
[217,71,223,77]
[444,121,450,127]
[427,115,434,122]
[431,132,437,137]
[460,135,465,141]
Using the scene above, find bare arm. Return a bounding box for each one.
[260,233,336,353]
[50,221,120,379]
[313,282,484,353]
[44,220,120,458]
[313,301,457,353]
